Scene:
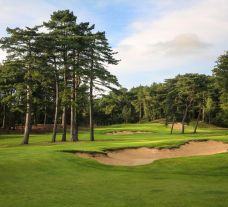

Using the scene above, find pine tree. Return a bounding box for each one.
[85,31,120,141]
[44,10,77,142]
[0,26,43,144]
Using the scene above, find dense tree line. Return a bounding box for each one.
[0,10,119,143]
[0,10,227,142]
[94,51,228,131]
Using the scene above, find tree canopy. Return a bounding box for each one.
[0,10,227,143]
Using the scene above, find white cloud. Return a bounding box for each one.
[0,0,227,87]
[0,50,6,63]
[110,0,228,78]
[0,0,56,29]
[153,33,210,56]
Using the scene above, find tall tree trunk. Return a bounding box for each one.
[43,96,47,125]
[74,112,78,141]
[89,57,94,141]
[1,104,6,129]
[70,71,76,141]
[61,113,64,127]
[194,108,201,133]
[70,105,75,141]
[73,52,80,141]
[62,63,67,142]
[73,77,79,141]
[170,117,175,134]
[202,106,205,122]
[71,52,80,142]
[89,77,94,141]
[62,107,67,141]
[52,73,59,142]
[22,85,31,144]
[202,92,205,122]
[181,105,189,134]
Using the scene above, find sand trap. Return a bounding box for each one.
[168,123,184,130]
[76,141,228,166]
[107,131,150,135]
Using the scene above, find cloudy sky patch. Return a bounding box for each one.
[0,0,227,87]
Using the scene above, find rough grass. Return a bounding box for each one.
[0,123,228,207]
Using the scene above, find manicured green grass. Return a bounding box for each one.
[0,123,228,207]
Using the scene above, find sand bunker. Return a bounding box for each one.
[107,131,150,135]
[168,123,184,130]
[76,141,228,166]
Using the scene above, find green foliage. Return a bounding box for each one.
[0,10,119,140]
[95,74,213,128]
[212,51,228,126]
[213,51,228,93]
[0,10,227,137]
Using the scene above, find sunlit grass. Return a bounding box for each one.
[0,123,228,207]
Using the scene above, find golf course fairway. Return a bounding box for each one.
[0,123,228,207]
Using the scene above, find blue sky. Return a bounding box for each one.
[0,0,228,88]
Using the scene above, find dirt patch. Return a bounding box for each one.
[106,131,151,135]
[76,141,228,166]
